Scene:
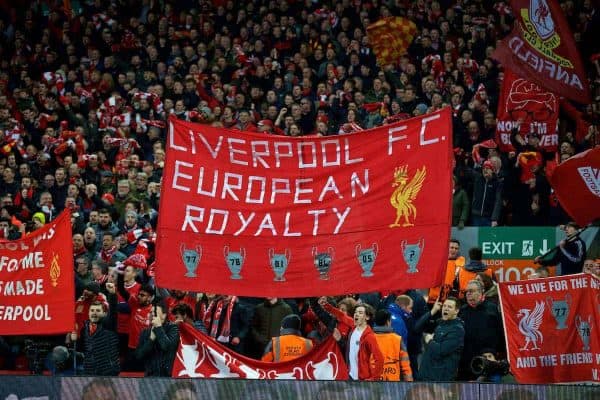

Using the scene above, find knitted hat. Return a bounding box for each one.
[101,193,115,205]
[415,103,428,114]
[280,314,301,331]
[32,212,46,225]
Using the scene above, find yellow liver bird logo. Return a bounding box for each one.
[389,165,426,228]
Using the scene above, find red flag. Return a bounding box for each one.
[367,17,417,66]
[0,211,74,334]
[172,323,349,379]
[492,0,591,104]
[495,69,559,152]
[155,109,453,297]
[549,147,600,226]
[499,274,600,383]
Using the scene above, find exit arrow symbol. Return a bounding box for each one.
[539,239,550,254]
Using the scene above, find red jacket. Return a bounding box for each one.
[346,325,384,381]
[323,303,354,337]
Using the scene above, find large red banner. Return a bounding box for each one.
[499,274,600,383]
[156,109,453,296]
[492,0,591,104]
[495,69,558,152]
[0,211,74,334]
[549,147,600,226]
[173,323,349,379]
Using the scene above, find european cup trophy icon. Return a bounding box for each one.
[356,243,378,277]
[575,315,592,351]
[268,248,291,282]
[546,294,571,330]
[180,244,202,277]
[401,239,424,273]
[312,246,334,280]
[224,246,245,280]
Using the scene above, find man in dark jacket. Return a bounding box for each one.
[416,297,465,381]
[535,222,586,275]
[135,301,180,376]
[249,298,292,359]
[457,280,504,381]
[75,288,120,376]
[470,161,503,227]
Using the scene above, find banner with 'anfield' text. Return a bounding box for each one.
[499,274,600,383]
[492,0,591,104]
[0,211,74,334]
[156,109,453,296]
[495,69,558,152]
[173,322,348,379]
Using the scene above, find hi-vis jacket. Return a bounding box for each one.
[373,326,413,381]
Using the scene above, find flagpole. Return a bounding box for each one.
[534,224,593,262]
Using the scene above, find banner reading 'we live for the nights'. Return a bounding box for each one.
[499,274,600,384]
[155,109,453,296]
[0,211,74,334]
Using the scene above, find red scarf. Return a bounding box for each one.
[89,322,97,336]
[100,245,117,263]
[203,296,237,343]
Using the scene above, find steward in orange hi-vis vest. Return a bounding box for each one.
[429,240,464,303]
[373,310,413,381]
[429,256,465,303]
[262,315,312,362]
[454,247,493,298]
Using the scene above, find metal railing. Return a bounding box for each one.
[0,376,598,400]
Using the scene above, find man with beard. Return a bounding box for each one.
[51,167,69,211]
[457,280,503,381]
[72,282,109,339]
[72,285,119,376]
[416,297,465,381]
[97,232,127,266]
[96,208,120,243]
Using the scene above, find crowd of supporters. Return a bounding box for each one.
[0,0,599,381]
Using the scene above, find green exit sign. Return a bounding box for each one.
[478,227,557,259]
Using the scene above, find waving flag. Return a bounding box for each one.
[549,147,600,226]
[172,323,348,379]
[367,17,417,66]
[492,0,590,103]
[0,211,74,334]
